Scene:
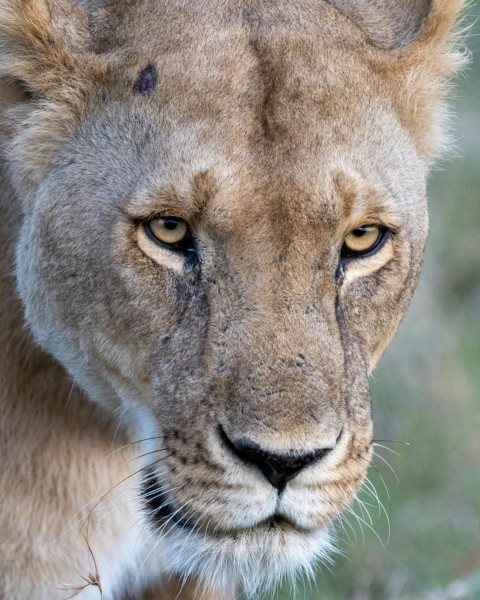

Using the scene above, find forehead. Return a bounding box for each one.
[111,0,382,134]
[86,0,422,226]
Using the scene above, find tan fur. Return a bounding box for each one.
[0,1,465,598]
[135,577,224,600]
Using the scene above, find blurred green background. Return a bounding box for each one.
[261,4,480,600]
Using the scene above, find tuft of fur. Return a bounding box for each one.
[0,0,111,189]
[0,0,94,99]
[391,0,469,162]
[157,523,334,599]
[329,0,468,162]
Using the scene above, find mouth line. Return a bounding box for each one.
[259,514,314,535]
[142,469,317,537]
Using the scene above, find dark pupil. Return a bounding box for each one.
[163,219,179,230]
[352,227,367,237]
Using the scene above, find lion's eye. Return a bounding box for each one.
[145,216,191,249]
[341,225,385,259]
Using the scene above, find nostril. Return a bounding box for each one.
[218,425,334,492]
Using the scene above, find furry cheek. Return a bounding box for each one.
[341,237,395,284]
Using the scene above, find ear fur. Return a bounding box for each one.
[327,0,464,51]
[328,0,432,50]
[329,0,467,164]
[0,0,107,192]
[0,0,96,101]
[393,0,467,163]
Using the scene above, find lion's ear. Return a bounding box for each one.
[329,0,466,165]
[327,0,463,50]
[0,1,107,194]
[0,0,96,101]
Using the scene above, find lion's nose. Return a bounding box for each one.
[220,427,335,492]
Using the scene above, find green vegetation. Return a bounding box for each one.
[262,5,480,599]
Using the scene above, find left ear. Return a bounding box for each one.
[328,0,467,164]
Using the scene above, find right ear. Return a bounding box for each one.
[0,0,106,192]
[0,0,97,100]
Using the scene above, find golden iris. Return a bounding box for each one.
[343,225,383,257]
[147,217,189,246]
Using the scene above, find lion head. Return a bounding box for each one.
[0,0,464,596]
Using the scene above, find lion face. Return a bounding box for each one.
[2,0,462,595]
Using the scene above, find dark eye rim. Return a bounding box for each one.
[142,216,197,255]
[340,226,391,261]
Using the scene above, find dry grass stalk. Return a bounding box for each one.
[59,533,102,599]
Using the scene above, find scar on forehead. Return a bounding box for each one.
[134,64,158,95]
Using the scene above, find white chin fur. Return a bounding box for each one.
[156,524,333,598]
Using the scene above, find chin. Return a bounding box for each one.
[152,517,333,598]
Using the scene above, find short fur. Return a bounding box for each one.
[0,1,465,598]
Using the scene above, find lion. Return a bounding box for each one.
[0,0,465,598]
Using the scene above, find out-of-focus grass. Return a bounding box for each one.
[258,4,480,600]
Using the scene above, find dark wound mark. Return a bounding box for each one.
[134,64,158,96]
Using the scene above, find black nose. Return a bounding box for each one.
[219,427,335,492]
